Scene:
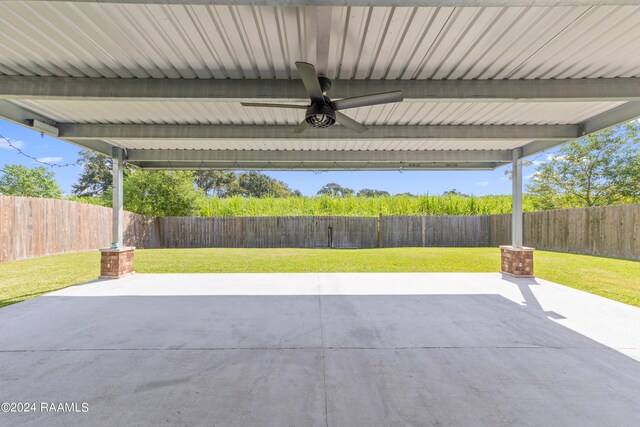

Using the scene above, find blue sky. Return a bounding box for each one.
[0,119,554,197]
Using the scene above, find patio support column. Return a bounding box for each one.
[100,147,135,279]
[500,147,535,277]
[511,148,523,248]
[112,146,124,247]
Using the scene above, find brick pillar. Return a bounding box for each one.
[500,245,534,278]
[100,247,135,279]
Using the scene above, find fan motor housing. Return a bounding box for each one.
[305,102,336,128]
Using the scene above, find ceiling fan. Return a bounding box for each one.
[241,62,404,134]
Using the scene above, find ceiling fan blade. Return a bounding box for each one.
[335,111,368,134]
[295,61,324,102]
[241,102,307,109]
[333,90,404,110]
[292,119,309,134]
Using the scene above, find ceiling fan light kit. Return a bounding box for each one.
[241,61,404,134]
[305,101,336,128]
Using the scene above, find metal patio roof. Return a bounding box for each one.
[1,0,640,170]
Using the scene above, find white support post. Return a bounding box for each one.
[511,148,523,248]
[500,147,534,277]
[112,147,125,247]
[100,146,134,279]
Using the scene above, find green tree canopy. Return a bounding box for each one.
[357,188,390,197]
[618,152,640,199]
[317,182,354,197]
[233,172,294,197]
[73,150,297,201]
[72,150,132,197]
[123,170,204,216]
[194,170,238,197]
[194,170,295,198]
[527,123,640,209]
[0,164,63,198]
[442,189,470,197]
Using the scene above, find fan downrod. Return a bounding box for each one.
[317,75,332,93]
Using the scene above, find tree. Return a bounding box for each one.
[123,170,204,216]
[317,182,354,197]
[194,170,238,196]
[72,149,135,197]
[72,150,118,197]
[0,164,63,198]
[618,153,640,199]
[357,188,390,197]
[442,189,470,197]
[194,170,295,198]
[527,123,640,209]
[230,172,294,197]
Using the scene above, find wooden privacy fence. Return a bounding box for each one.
[485,206,640,259]
[380,215,491,247]
[1,196,639,261]
[0,196,159,262]
[159,216,378,248]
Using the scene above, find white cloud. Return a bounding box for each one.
[475,181,489,187]
[35,156,63,163]
[531,160,544,165]
[0,139,24,150]
[525,172,542,181]
[546,154,566,162]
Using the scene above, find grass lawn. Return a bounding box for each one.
[1,248,639,308]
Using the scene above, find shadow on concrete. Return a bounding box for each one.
[0,291,639,426]
[500,274,567,319]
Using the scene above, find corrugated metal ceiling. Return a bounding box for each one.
[1,3,639,80]
[1,2,638,163]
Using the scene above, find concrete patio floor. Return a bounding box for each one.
[1,272,639,426]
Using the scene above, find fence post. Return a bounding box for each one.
[377,213,382,248]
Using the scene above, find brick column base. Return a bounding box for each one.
[500,245,534,278]
[100,247,135,279]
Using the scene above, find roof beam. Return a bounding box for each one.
[59,124,578,140]
[126,147,511,171]
[0,100,114,155]
[2,76,640,102]
[132,161,501,171]
[0,99,56,128]
[580,101,640,135]
[34,1,639,7]
[126,149,513,163]
[521,140,568,158]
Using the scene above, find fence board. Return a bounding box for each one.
[488,214,511,247]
